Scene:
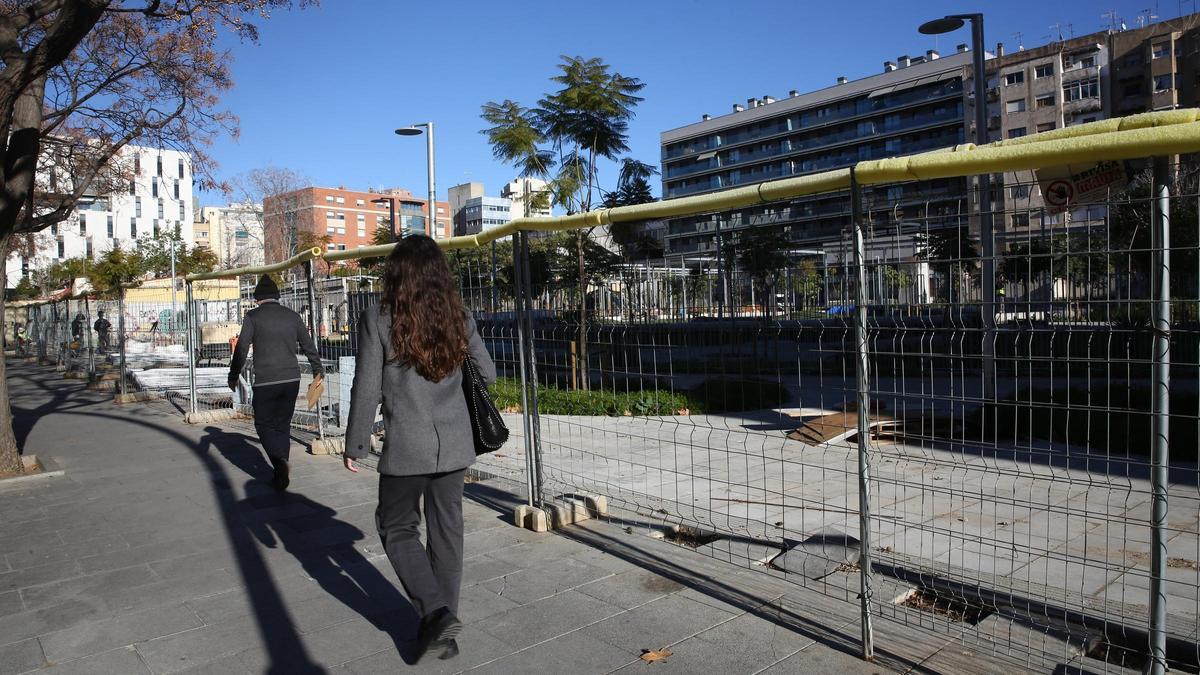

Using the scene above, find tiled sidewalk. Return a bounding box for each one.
[0,362,908,674]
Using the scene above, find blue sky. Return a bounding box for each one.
[199,0,1193,207]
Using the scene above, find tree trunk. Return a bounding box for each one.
[0,245,23,474]
[576,230,588,391]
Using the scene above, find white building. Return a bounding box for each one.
[460,196,513,235]
[196,202,264,268]
[7,144,194,287]
[500,177,552,218]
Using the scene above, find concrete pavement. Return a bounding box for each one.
[0,361,908,674]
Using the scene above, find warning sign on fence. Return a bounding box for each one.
[1035,160,1127,215]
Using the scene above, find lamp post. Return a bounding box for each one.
[919,13,996,401]
[370,197,397,240]
[396,123,436,237]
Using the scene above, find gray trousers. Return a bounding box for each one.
[376,469,466,618]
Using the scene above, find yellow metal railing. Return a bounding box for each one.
[186,109,1200,282]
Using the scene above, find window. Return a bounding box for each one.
[337,213,345,220]
[1007,127,1028,138]
[325,196,334,202]
[135,197,142,217]
[157,199,164,219]
[178,202,185,221]
[1035,94,1055,108]
[326,243,336,250]
[356,213,365,222]
[156,155,162,176]
[1011,213,1030,228]
[153,221,160,237]
[57,237,64,259]
[173,180,179,200]
[134,154,141,174]
[1154,74,1174,92]
[1006,99,1026,113]
[1152,42,1170,59]
[1035,63,1054,79]
[355,199,364,206]
[1036,122,1056,132]
[1004,71,1025,86]
[51,223,56,235]
[85,238,93,258]
[1063,77,1099,101]
[130,218,137,238]
[178,158,185,178]
[107,215,113,238]
[1010,184,1030,199]
[129,180,136,196]
[335,196,345,204]
[152,180,158,198]
[326,210,335,218]
[78,214,86,235]
[326,226,336,234]
[437,207,445,215]
[1073,55,1096,69]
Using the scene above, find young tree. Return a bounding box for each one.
[0,0,312,475]
[916,226,980,303]
[735,228,791,320]
[481,57,646,390]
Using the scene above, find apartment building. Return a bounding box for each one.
[659,49,972,260]
[262,186,451,263]
[500,177,552,218]
[982,13,1200,238]
[6,144,194,287]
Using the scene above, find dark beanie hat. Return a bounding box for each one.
[253,275,280,301]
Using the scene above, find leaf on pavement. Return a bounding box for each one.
[640,647,672,663]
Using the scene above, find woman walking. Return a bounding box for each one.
[343,235,496,662]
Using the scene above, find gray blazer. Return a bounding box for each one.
[344,305,497,476]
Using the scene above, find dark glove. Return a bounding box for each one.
[228,373,239,392]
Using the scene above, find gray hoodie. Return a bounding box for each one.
[229,300,324,387]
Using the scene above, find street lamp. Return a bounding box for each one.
[396,123,436,238]
[370,197,396,240]
[919,13,996,401]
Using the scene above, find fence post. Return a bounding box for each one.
[1147,156,1171,675]
[511,231,543,507]
[117,289,128,396]
[849,169,875,661]
[185,281,197,415]
[303,261,325,440]
[84,296,95,378]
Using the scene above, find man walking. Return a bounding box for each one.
[93,311,111,354]
[229,275,324,491]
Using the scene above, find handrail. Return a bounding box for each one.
[209,109,1200,271]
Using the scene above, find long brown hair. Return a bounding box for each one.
[380,235,468,381]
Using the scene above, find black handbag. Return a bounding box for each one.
[462,353,508,455]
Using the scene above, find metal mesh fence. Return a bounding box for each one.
[16,119,1196,673]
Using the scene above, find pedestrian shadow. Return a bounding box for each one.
[197,427,423,665]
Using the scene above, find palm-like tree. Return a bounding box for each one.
[480,56,647,391]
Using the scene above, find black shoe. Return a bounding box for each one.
[270,457,290,491]
[416,608,462,663]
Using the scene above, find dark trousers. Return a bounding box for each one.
[376,470,466,618]
[252,381,299,461]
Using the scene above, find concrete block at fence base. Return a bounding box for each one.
[22,357,37,364]
[86,380,115,392]
[54,364,67,372]
[184,409,250,425]
[769,528,861,580]
[98,371,121,382]
[63,370,87,380]
[114,391,159,405]
[308,437,344,456]
[513,504,549,533]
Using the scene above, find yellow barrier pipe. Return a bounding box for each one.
[856,121,1200,184]
[186,247,323,282]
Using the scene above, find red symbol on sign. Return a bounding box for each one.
[1045,179,1073,207]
